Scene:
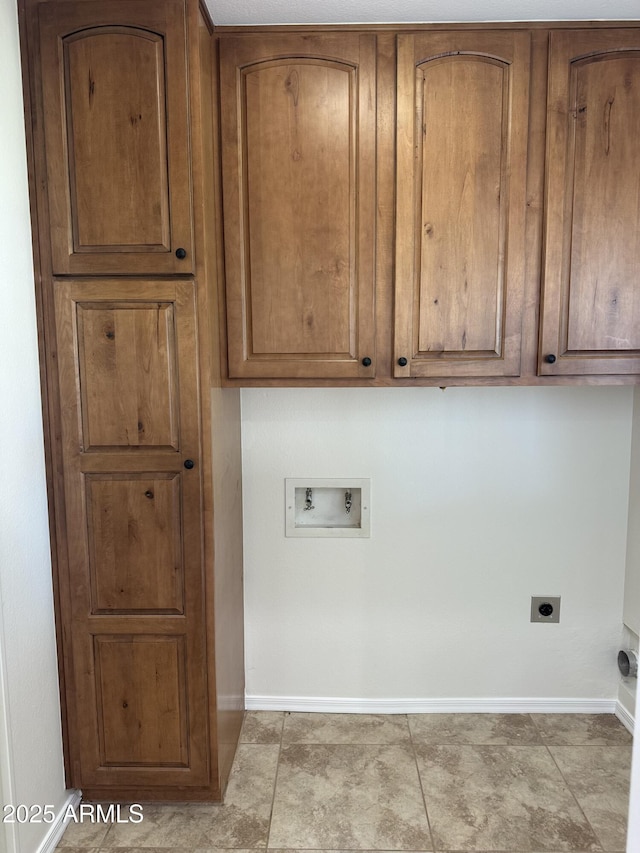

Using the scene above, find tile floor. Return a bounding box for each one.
[56,711,632,853]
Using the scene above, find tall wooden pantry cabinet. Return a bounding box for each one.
[18,0,244,801]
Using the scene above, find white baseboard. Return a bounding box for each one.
[245,695,619,715]
[35,789,82,853]
[616,699,635,734]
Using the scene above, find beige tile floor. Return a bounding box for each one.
[56,712,632,853]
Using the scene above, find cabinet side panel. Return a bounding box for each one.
[211,387,244,788]
[198,13,244,794]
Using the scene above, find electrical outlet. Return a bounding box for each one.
[531,596,561,623]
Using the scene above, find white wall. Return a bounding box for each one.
[619,389,640,724]
[624,389,640,635]
[242,387,633,705]
[0,0,68,849]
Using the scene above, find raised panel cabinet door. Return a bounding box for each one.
[394,32,530,378]
[219,34,376,379]
[53,279,210,789]
[39,0,193,275]
[540,30,640,375]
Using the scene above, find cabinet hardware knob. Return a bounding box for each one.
[361,357,372,367]
[397,357,408,367]
[545,354,557,364]
[175,247,187,260]
[184,459,195,469]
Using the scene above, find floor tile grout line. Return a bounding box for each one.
[543,740,608,853]
[93,819,112,849]
[264,711,285,850]
[407,713,438,853]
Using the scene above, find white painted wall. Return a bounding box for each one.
[242,387,633,704]
[624,389,640,635]
[0,0,68,850]
[619,388,640,719]
[619,389,640,726]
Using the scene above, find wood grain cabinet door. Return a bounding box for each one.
[53,280,209,790]
[540,31,640,376]
[394,32,530,378]
[39,1,193,275]
[219,35,376,379]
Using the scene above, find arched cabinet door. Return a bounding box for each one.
[394,32,530,379]
[539,30,640,376]
[219,34,377,380]
[38,1,193,274]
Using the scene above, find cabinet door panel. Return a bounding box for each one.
[246,61,353,357]
[65,29,170,253]
[77,302,179,449]
[395,32,530,378]
[54,280,208,788]
[540,31,640,375]
[220,35,376,379]
[95,636,188,766]
[87,474,183,614]
[39,1,193,274]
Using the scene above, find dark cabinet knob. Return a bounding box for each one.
[183,459,195,469]
[362,357,372,367]
[398,357,408,367]
[545,354,557,364]
[175,248,187,260]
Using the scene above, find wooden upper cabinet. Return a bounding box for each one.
[39,0,193,275]
[540,31,640,376]
[219,34,377,379]
[394,32,530,378]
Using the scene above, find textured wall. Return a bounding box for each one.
[242,387,633,704]
[0,0,68,849]
[618,389,640,731]
[624,389,640,634]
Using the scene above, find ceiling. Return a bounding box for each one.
[205,0,640,26]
